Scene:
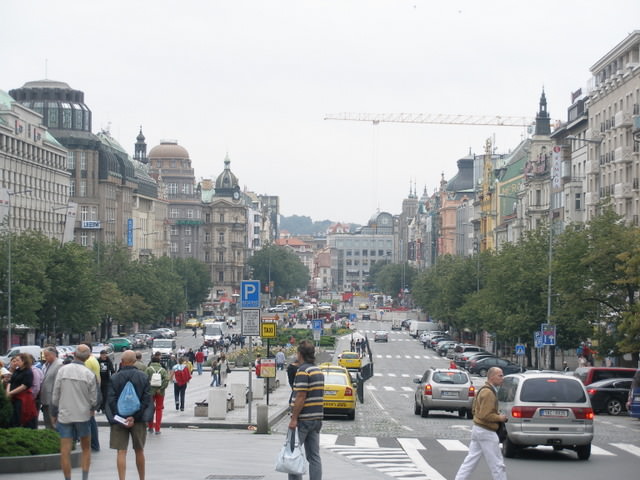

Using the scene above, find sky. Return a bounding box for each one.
[2,1,639,224]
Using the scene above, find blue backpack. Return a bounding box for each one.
[117,381,141,416]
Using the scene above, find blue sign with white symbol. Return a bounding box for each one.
[240,280,260,309]
[312,319,323,330]
[534,331,543,348]
[541,323,556,346]
[515,344,526,356]
[349,313,356,321]
[127,219,133,247]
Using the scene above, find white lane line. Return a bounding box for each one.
[355,436,379,448]
[401,386,414,392]
[388,373,397,377]
[590,445,616,456]
[437,439,468,451]
[384,386,396,391]
[319,433,338,447]
[610,443,640,457]
[398,437,447,480]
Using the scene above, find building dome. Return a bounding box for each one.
[214,154,239,193]
[148,140,189,159]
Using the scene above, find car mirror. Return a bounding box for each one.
[413,378,421,384]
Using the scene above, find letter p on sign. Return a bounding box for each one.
[240,280,260,309]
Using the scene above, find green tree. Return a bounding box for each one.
[248,245,309,298]
[372,262,418,297]
[172,257,212,309]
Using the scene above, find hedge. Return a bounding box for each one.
[0,428,61,457]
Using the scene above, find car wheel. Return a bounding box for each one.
[420,403,429,418]
[414,401,421,415]
[466,409,473,420]
[458,409,466,418]
[502,436,519,458]
[478,368,488,377]
[576,443,591,460]
[606,398,623,416]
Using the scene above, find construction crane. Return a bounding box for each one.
[324,112,535,127]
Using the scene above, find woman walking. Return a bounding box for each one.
[172,357,192,411]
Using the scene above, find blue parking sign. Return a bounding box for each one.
[240,280,260,309]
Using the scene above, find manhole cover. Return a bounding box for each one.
[205,476,264,480]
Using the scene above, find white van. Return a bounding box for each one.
[391,318,403,331]
[409,321,439,338]
[203,322,228,346]
[0,345,42,365]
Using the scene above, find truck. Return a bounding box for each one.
[151,338,176,367]
[409,320,439,338]
[391,317,403,331]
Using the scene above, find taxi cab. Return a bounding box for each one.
[319,363,356,420]
[338,351,362,370]
[185,318,201,328]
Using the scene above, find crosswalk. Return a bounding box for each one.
[320,434,640,480]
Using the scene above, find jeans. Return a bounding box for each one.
[174,384,187,410]
[455,424,507,480]
[288,420,322,480]
[148,393,164,432]
[196,362,203,375]
[89,415,100,451]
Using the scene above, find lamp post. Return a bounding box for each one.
[4,189,31,351]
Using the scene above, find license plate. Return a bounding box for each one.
[540,409,569,417]
[325,401,349,408]
[441,391,459,398]
[324,390,337,396]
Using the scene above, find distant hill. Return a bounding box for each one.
[279,215,360,236]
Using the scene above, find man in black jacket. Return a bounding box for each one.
[106,350,153,480]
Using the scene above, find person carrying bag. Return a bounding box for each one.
[275,428,308,475]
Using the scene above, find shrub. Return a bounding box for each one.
[0,386,13,428]
[0,428,61,457]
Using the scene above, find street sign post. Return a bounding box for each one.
[260,321,276,338]
[241,309,261,336]
[515,344,526,356]
[541,323,556,346]
[240,280,261,309]
[534,331,543,348]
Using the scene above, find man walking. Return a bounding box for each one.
[81,342,101,452]
[52,344,99,480]
[40,346,63,429]
[275,348,285,371]
[288,340,324,480]
[145,353,169,434]
[98,350,115,412]
[195,349,204,375]
[106,350,153,480]
[454,367,508,480]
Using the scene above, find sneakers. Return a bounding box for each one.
[155,430,161,435]
[148,427,154,433]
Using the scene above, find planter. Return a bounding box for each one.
[0,450,81,473]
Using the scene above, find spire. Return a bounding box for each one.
[134,126,147,163]
[534,88,551,136]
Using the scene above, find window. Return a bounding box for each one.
[218,271,224,282]
[187,209,194,218]
[254,214,260,222]
[48,106,58,127]
[170,226,179,236]
[205,213,211,223]
[67,151,75,169]
[575,193,582,211]
[167,183,178,195]
[205,251,210,262]
[205,232,210,242]
[69,179,75,197]
[184,227,191,236]
[370,250,376,256]
[79,180,87,197]
[181,183,191,195]
[185,242,192,253]
[346,250,352,256]
[535,189,542,206]
[219,214,225,223]
[80,205,89,221]
[80,232,88,246]
[218,251,224,262]
[170,208,179,218]
[218,232,225,244]
[79,152,87,170]
[254,226,260,234]
[170,242,178,253]
[378,250,384,256]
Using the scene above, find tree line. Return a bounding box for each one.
[398,208,639,364]
[0,232,211,342]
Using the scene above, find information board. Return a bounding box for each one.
[241,309,261,336]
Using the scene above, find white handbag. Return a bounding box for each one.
[275,428,308,475]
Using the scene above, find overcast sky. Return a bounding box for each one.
[2,1,639,223]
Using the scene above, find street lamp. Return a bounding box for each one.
[4,189,31,351]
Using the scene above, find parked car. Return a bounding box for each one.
[454,346,487,368]
[586,378,633,415]
[467,356,523,376]
[319,363,356,420]
[461,351,498,370]
[436,340,457,357]
[127,335,145,349]
[338,351,362,370]
[133,333,153,348]
[361,313,371,320]
[156,327,176,338]
[358,303,369,310]
[185,318,201,329]
[373,331,389,342]
[106,337,133,352]
[0,345,42,365]
[573,366,637,385]
[413,368,475,419]
[498,371,594,460]
[55,345,75,361]
[630,385,640,419]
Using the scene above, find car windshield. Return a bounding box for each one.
[432,372,468,384]
[342,353,359,359]
[153,340,173,348]
[204,324,223,336]
[520,378,587,403]
[324,373,348,385]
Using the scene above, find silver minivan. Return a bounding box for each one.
[498,371,594,460]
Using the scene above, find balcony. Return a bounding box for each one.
[615,111,633,128]
[614,146,632,164]
[586,159,600,175]
[614,182,632,199]
[585,192,599,206]
[585,128,603,142]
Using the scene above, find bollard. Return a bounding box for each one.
[253,378,265,399]
[230,384,246,407]
[208,388,227,419]
[256,404,269,434]
[276,370,287,389]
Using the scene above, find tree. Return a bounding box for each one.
[172,257,212,309]
[248,245,309,298]
[372,262,418,297]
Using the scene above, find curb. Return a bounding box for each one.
[0,451,81,474]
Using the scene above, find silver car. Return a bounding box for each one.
[413,368,475,419]
[498,372,594,460]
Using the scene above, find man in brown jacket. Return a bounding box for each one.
[455,367,507,480]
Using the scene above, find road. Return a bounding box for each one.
[273,315,640,480]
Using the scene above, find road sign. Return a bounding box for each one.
[541,323,556,346]
[241,309,260,336]
[312,319,323,330]
[515,344,526,356]
[534,331,543,348]
[260,321,276,338]
[240,280,260,309]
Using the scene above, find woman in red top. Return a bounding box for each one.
[195,349,205,375]
[7,354,38,428]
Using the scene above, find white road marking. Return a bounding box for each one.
[355,436,379,448]
[437,439,468,451]
[610,443,640,457]
[398,437,447,480]
[319,433,338,447]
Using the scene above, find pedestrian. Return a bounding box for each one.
[203,346,209,363]
[286,356,301,405]
[30,354,44,408]
[7,353,38,428]
[172,356,192,411]
[81,342,102,452]
[454,367,507,480]
[40,346,63,430]
[192,326,197,337]
[562,361,570,372]
[218,353,229,387]
[276,348,286,371]
[106,350,153,480]
[52,344,99,480]
[255,354,262,378]
[145,352,169,435]
[186,348,196,365]
[450,360,458,370]
[134,352,146,371]
[98,350,116,412]
[210,357,219,387]
[288,340,324,480]
[178,345,186,357]
[626,368,640,411]
[195,349,205,375]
